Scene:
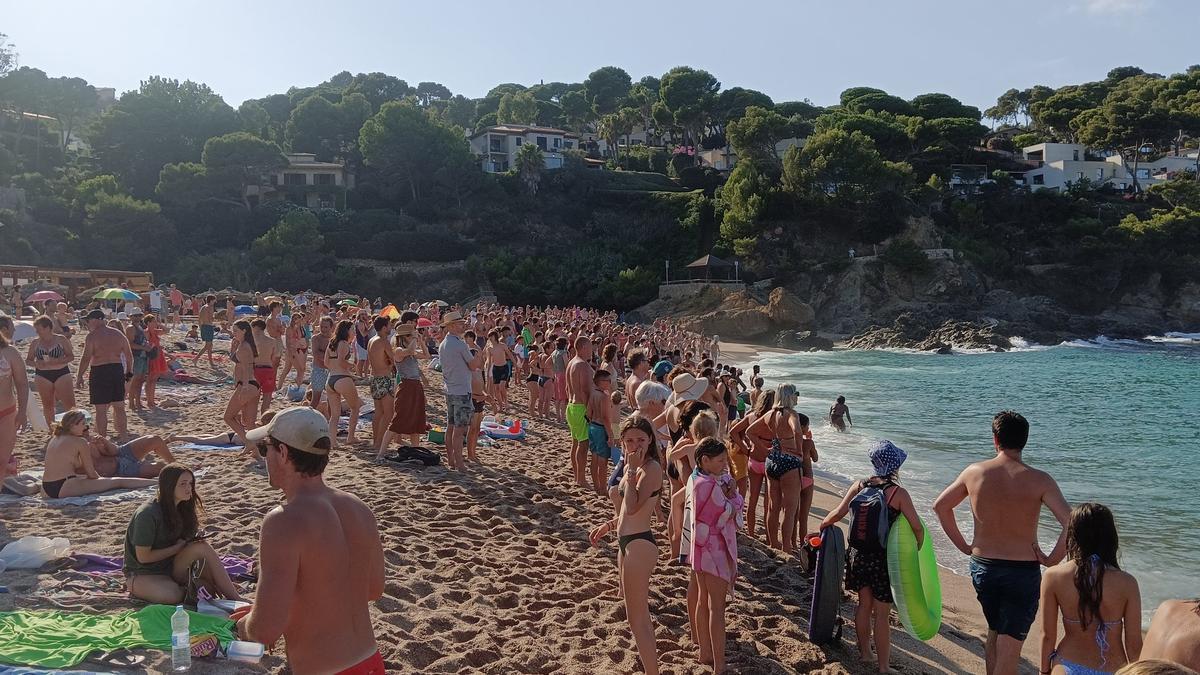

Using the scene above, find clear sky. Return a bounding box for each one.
[4,0,1198,111]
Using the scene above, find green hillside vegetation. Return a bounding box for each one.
[1,32,1198,310]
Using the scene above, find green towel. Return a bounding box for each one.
[0,605,235,669]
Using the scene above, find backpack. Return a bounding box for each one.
[848,480,894,553]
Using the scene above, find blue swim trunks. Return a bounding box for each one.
[200,324,215,343]
[309,366,329,392]
[115,443,144,477]
[969,556,1041,641]
[587,422,614,461]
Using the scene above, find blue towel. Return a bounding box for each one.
[177,443,240,451]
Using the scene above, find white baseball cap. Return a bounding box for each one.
[246,406,332,456]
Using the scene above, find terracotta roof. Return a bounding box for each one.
[470,125,578,139]
[686,254,733,268]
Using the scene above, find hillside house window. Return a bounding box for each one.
[1032,174,1045,185]
[314,173,334,186]
[1135,168,1150,179]
[1073,149,1079,161]
[515,137,522,146]
[283,173,307,186]
[536,136,547,150]
[1095,168,1104,180]
[553,137,561,148]
[489,135,505,153]
[1075,171,1084,181]
[564,140,574,149]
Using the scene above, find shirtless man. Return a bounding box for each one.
[933,411,1071,675]
[624,349,650,408]
[250,319,281,416]
[485,330,514,414]
[1142,598,1200,670]
[565,336,595,488]
[366,316,395,453]
[88,430,174,479]
[77,310,134,441]
[266,301,285,342]
[308,317,332,410]
[236,407,385,675]
[193,295,216,368]
[585,370,615,494]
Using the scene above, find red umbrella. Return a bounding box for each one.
[416,318,434,327]
[25,290,63,303]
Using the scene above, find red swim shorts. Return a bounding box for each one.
[252,365,276,396]
[335,651,385,675]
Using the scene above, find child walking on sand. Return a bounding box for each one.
[687,437,743,674]
[810,440,923,674]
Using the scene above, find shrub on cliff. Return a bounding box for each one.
[880,238,933,275]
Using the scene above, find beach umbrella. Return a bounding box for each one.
[233,305,256,316]
[416,317,434,328]
[24,290,63,303]
[93,288,141,301]
[11,321,36,342]
[380,304,400,319]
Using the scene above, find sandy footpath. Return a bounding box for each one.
[0,330,1022,673]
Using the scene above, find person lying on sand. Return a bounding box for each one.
[124,463,244,605]
[88,428,175,479]
[233,407,385,674]
[41,410,156,498]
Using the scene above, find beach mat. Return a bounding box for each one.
[69,553,255,580]
[0,605,234,669]
[176,443,240,451]
[0,470,207,507]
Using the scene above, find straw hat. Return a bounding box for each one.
[440,311,465,326]
[394,323,415,337]
[669,373,708,404]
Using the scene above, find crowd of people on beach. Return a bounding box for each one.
[1,288,1198,675]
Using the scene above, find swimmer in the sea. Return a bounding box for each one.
[829,395,851,432]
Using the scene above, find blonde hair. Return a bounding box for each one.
[53,409,87,436]
[773,383,799,410]
[689,409,719,442]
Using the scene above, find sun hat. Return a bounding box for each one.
[85,309,106,321]
[128,306,144,316]
[394,323,415,337]
[669,373,708,404]
[440,311,465,326]
[116,312,129,321]
[246,406,332,456]
[868,439,907,477]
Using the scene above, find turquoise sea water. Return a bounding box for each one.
[746,333,1200,626]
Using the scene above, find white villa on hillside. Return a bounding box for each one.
[469,125,579,172]
[248,153,353,209]
[697,137,806,172]
[1020,142,1198,192]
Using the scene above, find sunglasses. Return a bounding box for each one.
[256,437,278,458]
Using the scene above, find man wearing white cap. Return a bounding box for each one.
[232,407,385,675]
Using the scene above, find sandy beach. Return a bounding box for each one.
[0,331,1033,674]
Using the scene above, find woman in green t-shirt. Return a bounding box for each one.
[123,463,243,604]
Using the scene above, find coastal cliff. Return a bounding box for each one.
[633,255,1200,352]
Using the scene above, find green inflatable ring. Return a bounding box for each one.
[886,516,942,640]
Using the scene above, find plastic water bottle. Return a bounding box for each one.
[171,605,190,671]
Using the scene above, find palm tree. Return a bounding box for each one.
[515,142,544,196]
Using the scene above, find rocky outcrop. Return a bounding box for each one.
[777,330,835,352]
[634,286,815,343]
[845,314,1012,352]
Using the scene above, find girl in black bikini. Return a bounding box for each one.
[589,415,662,675]
[325,320,361,446]
[25,316,75,430]
[222,321,260,446]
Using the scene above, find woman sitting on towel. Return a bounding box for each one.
[41,410,157,499]
[124,463,244,604]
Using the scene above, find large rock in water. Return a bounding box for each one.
[765,287,815,328]
[846,314,1012,352]
[777,331,834,352]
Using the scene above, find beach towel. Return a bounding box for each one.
[70,554,255,581]
[688,470,743,591]
[176,443,240,452]
[0,605,234,669]
[0,470,207,508]
[0,667,114,674]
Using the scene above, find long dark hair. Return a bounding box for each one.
[1067,502,1120,629]
[158,463,203,539]
[619,414,659,464]
[0,314,12,348]
[331,319,352,353]
[234,319,257,357]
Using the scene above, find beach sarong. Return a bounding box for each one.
[0,605,234,669]
[389,379,427,434]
